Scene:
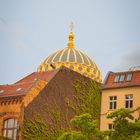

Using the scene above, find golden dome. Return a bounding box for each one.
[37,31,102,83]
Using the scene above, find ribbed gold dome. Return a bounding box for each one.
[37,31,102,83]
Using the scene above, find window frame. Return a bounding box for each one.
[3,118,18,140]
[114,75,120,82]
[114,74,125,82]
[119,74,125,82]
[108,123,114,130]
[109,96,117,110]
[125,94,133,109]
[126,73,132,81]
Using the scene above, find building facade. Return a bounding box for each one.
[100,68,140,130]
[0,71,55,139]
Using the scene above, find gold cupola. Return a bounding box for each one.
[68,32,74,48]
[37,24,102,83]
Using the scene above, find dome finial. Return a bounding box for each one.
[68,22,74,48]
[70,22,74,32]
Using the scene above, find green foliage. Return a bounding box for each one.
[106,108,140,140]
[58,113,102,140]
[72,79,101,119]
[22,115,48,140]
[22,114,64,140]
[22,78,101,139]
[58,108,140,140]
[71,113,97,136]
[57,131,86,140]
[0,137,11,140]
[107,108,134,120]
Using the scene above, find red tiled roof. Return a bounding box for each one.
[102,70,140,90]
[0,70,58,98]
[15,70,58,84]
[0,81,36,98]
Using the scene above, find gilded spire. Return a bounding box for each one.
[68,22,74,48]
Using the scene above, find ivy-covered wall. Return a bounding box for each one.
[23,68,101,140]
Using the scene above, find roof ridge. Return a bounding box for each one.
[15,72,36,84]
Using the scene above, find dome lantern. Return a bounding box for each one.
[68,22,74,48]
[68,32,74,48]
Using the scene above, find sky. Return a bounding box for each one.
[0,0,140,84]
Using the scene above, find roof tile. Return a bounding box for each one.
[0,70,58,98]
[102,70,140,89]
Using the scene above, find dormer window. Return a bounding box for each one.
[0,90,4,94]
[16,88,21,92]
[34,78,37,81]
[114,75,120,82]
[119,74,125,82]
[114,74,125,82]
[126,73,132,81]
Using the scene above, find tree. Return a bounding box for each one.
[106,108,140,140]
[57,131,86,140]
[57,113,102,140]
[58,108,140,140]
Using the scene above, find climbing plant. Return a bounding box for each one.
[0,137,10,140]
[22,77,101,139]
[65,78,101,120]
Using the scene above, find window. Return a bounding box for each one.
[119,74,125,82]
[125,94,133,108]
[0,90,4,94]
[108,123,114,130]
[114,75,120,82]
[126,73,132,81]
[114,74,125,82]
[3,118,18,140]
[16,88,21,92]
[109,96,117,110]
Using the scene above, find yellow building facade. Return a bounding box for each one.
[100,69,140,130]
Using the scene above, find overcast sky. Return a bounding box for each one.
[0,0,140,84]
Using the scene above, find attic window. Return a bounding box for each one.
[34,78,37,81]
[16,88,21,92]
[114,74,125,82]
[0,90,4,94]
[126,73,132,81]
[114,75,120,82]
[119,74,125,82]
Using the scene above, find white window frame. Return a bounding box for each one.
[114,75,120,82]
[114,74,125,82]
[119,74,125,82]
[108,123,114,130]
[109,96,117,110]
[126,73,132,81]
[3,118,18,140]
[125,94,133,108]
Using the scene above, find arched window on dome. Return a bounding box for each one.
[3,118,18,140]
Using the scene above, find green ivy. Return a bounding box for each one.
[22,77,101,139]
[71,78,101,120]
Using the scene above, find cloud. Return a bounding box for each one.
[113,45,140,71]
[123,47,140,65]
